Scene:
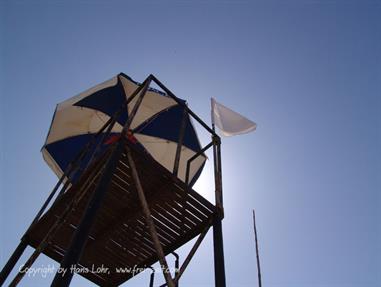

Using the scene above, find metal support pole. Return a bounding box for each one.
[213,219,226,287]
[159,223,211,287]
[213,136,223,214]
[126,148,175,287]
[50,140,124,287]
[216,142,223,211]
[175,223,210,284]
[211,133,226,287]
[122,75,152,134]
[0,239,28,285]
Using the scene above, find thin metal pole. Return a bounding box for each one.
[122,75,152,134]
[50,141,124,287]
[213,136,223,212]
[174,224,210,284]
[253,209,262,287]
[217,143,224,210]
[126,148,175,287]
[159,222,211,287]
[213,219,226,287]
[211,122,226,287]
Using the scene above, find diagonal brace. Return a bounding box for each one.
[159,220,212,287]
[126,147,175,287]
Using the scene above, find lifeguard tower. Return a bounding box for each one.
[0,74,226,287]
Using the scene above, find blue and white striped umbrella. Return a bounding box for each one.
[42,73,206,185]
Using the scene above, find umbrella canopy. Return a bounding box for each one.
[42,73,206,185]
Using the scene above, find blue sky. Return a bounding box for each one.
[1,1,380,286]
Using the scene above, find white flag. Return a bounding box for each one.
[211,97,257,136]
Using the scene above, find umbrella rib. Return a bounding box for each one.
[132,105,177,133]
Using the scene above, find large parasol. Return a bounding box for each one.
[42,73,206,185]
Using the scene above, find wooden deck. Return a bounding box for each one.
[26,142,217,286]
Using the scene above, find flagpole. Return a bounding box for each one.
[211,97,215,131]
[253,209,262,287]
[210,97,226,287]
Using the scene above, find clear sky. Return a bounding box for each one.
[1,1,380,286]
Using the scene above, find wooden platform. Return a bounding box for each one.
[26,142,217,286]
